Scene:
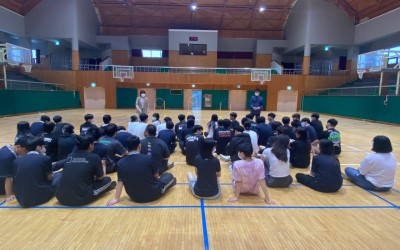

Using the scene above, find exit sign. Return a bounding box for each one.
[189,36,198,41]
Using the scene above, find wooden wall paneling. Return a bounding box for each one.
[217,59,254,68]
[255,54,272,68]
[112,50,130,65]
[304,75,352,95]
[131,57,168,67]
[169,51,217,67]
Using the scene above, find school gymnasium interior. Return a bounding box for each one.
[0,0,399,249]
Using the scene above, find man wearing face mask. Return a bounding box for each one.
[249,88,264,119]
[136,90,149,115]
[13,137,58,207]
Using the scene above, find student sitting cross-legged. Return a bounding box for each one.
[228,144,274,204]
[261,134,293,188]
[296,139,343,193]
[14,137,59,207]
[107,135,176,205]
[0,136,28,202]
[55,135,116,206]
[344,135,396,192]
[187,139,221,199]
[289,127,311,168]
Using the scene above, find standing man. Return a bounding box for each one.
[249,88,264,119]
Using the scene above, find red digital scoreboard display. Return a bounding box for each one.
[189,36,198,41]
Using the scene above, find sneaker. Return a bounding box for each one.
[105,181,117,192]
[220,154,230,162]
[341,172,349,180]
[167,161,175,170]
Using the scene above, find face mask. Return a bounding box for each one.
[237,152,243,160]
[255,93,259,96]
[152,117,156,122]
[141,94,146,97]
[301,122,307,127]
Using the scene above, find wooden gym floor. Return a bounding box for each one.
[0,109,399,249]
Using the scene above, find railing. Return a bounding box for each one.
[0,79,77,92]
[309,85,398,96]
[309,69,350,76]
[26,63,356,77]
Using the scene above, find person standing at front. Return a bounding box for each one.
[136,90,149,115]
[249,88,263,119]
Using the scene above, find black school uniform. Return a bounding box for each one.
[43,133,58,162]
[58,134,77,160]
[296,154,342,192]
[290,140,311,168]
[158,129,177,154]
[14,152,54,207]
[213,127,232,155]
[140,137,170,174]
[55,150,111,206]
[194,155,221,197]
[0,145,17,178]
[117,153,176,203]
[310,120,324,139]
[185,134,204,166]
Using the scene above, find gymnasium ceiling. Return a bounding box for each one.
[1,0,400,39]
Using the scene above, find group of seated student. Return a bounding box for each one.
[0,111,397,208]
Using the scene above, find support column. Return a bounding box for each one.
[72,37,79,71]
[396,71,400,96]
[71,0,79,71]
[347,46,359,80]
[302,44,311,75]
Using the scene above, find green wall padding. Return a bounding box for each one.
[116,88,137,108]
[156,89,184,109]
[202,90,229,110]
[302,96,400,124]
[246,90,267,110]
[0,90,81,116]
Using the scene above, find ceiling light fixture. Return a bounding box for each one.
[191,3,197,11]
[259,5,266,12]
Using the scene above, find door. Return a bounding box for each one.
[277,90,298,112]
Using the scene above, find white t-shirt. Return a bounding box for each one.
[127,122,139,134]
[359,153,396,188]
[262,148,290,178]
[244,130,258,154]
[157,123,167,135]
[131,122,147,140]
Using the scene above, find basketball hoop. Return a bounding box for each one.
[259,75,266,85]
[251,69,271,85]
[22,64,32,73]
[113,65,134,82]
[357,69,365,79]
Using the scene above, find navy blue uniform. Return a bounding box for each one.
[14,152,54,207]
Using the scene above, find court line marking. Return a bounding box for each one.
[0,205,395,209]
[0,200,6,206]
[200,199,210,250]
[0,205,201,209]
[392,188,400,194]
[176,182,356,187]
[362,189,398,208]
